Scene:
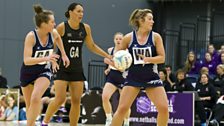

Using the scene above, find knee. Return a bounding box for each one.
[31,95,41,104]
[102,93,110,102]
[70,96,81,105]
[157,103,169,114]
[54,97,66,105]
[117,104,129,115]
[41,97,50,104]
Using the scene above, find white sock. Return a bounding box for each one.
[124,118,129,125]
[42,121,48,125]
[106,113,112,120]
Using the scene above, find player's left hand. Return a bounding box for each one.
[52,61,59,73]
[104,57,114,66]
[137,54,146,61]
[137,54,150,66]
[104,68,110,75]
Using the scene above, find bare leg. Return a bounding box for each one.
[145,87,169,126]
[111,86,140,126]
[41,96,50,116]
[102,83,118,125]
[21,85,34,124]
[69,81,83,126]
[26,77,50,126]
[43,80,68,123]
[118,89,131,126]
[102,83,117,116]
[124,109,131,119]
[123,108,131,126]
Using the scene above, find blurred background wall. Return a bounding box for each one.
[0,0,149,87]
[0,0,223,87]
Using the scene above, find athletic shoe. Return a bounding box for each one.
[56,116,63,123]
[58,107,67,113]
[123,123,129,126]
[41,123,48,126]
[210,119,219,126]
[105,119,112,126]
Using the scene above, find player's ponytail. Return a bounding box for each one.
[129,9,139,29]
[33,4,54,27]
[33,4,43,15]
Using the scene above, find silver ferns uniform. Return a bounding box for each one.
[20,30,54,87]
[125,31,163,88]
[54,21,87,81]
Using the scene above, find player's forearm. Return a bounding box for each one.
[90,44,110,58]
[56,41,67,57]
[24,57,49,65]
[144,55,165,64]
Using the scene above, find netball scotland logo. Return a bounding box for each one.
[136,95,176,114]
[136,96,151,114]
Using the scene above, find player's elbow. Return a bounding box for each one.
[161,58,165,63]
[24,58,31,65]
[24,60,29,65]
[160,56,165,63]
[88,44,96,52]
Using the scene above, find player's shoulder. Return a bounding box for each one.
[58,22,65,27]
[152,31,162,42]
[56,22,65,30]
[27,30,35,36]
[25,31,35,39]
[123,32,133,42]
[125,32,133,37]
[52,29,59,36]
[107,47,114,53]
[24,31,35,45]
[52,28,57,33]
[152,31,161,38]
[56,22,66,36]
[83,23,90,29]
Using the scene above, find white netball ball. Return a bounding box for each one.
[113,50,132,71]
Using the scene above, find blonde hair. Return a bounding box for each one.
[217,64,224,71]
[183,51,196,73]
[200,67,209,75]
[129,9,152,29]
[113,32,123,39]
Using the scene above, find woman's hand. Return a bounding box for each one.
[104,68,110,75]
[104,57,114,66]
[62,54,70,68]
[47,53,60,62]
[137,54,150,66]
[46,53,60,73]
[51,60,59,73]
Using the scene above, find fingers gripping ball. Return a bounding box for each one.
[113,50,132,71]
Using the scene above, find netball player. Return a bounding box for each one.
[110,9,169,126]
[42,2,111,126]
[102,32,130,126]
[20,4,69,126]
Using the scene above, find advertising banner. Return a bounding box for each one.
[129,92,194,126]
[112,91,194,126]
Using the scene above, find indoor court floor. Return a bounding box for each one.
[0,121,104,126]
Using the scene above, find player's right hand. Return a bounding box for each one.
[47,53,60,62]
